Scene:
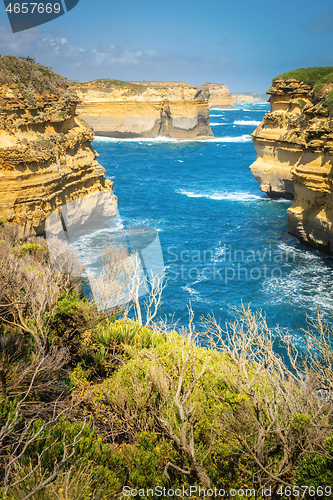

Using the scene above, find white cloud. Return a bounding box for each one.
[0,24,231,82]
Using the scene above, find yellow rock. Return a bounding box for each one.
[250,78,333,252]
[0,82,115,236]
[204,83,234,109]
[73,80,215,139]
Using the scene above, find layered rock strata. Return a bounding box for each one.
[0,57,115,236]
[73,80,213,139]
[204,83,233,109]
[250,74,333,252]
[130,81,234,109]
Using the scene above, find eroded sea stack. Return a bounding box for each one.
[250,67,333,252]
[0,56,115,236]
[72,80,214,139]
[204,83,233,109]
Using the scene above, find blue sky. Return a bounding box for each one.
[1,0,333,91]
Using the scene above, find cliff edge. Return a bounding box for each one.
[72,79,214,139]
[250,67,333,252]
[0,56,115,236]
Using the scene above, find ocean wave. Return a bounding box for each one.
[210,108,237,111]
[177,189,265,201]
[234,120,262,126]
[94,136,181,143]
[94,135,252,144]
[205,135,252,143]
[210,122,228,126]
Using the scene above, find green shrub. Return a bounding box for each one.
[20,418,120,497]
[50,293,97,343]
[293,434,333,487]
[17,243,44,257]
[324,89,333,116]
[273,66,333,88]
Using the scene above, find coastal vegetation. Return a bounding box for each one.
[69,78,146,95]
[272,66,333,91]
[0,55,67,95]
[0,225,333,499]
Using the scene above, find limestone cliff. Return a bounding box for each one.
[204,83,233,109]
[130,81,234,109]
[250,67,333,252]
[0,56,115,236]
[73,80,213,139]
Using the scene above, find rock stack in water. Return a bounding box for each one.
[250,67,333,252]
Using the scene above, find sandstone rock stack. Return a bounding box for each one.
[203,83,234,109]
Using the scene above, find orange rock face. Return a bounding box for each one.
[250,77,333,252]
[72,80,214,139]
[0,64,115,236]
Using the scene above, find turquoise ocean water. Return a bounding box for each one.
[89,102,333,344]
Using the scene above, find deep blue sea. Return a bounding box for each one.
[89,103,333,345]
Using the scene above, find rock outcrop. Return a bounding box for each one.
[0,56,115,236]
[131,81,234,109]
[232,93,267,105]
[73,80,213,139]
[250,67,333,252]
[204,83,233,109]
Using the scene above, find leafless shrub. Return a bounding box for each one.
[202,304,333,491]
[0,359,86,499]
[89,244,165,327]
[146,308,213,487]
[6,463,101,500]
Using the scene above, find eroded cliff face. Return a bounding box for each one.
[73,80,213,139]
[232,92,267,104]
[0,57,115,236]
[204,83,233,109]
[250,75,333,252]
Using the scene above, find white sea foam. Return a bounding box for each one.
[210,108,237,111]
[210,122,228,126]
[177,189,265,201]
[204,135,252,143]
[94,136,180,143]
[94,135,252,144]
[234,120,261,126]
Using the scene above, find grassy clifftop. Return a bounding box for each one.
[273,66,333,92]
[70,78,146,95]
[0,55,67,95]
